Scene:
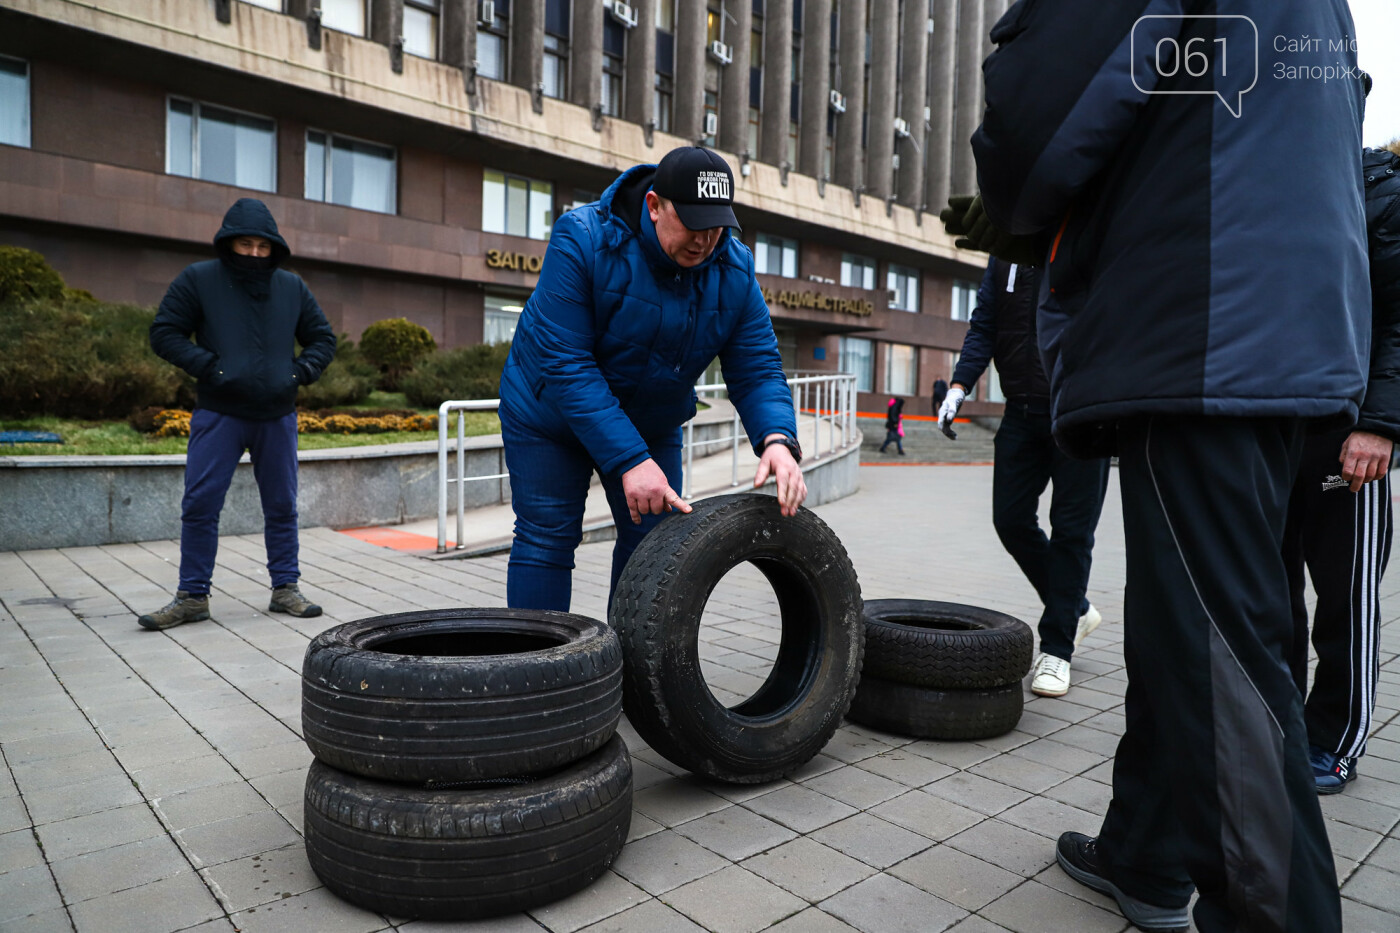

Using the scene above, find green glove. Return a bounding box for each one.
[954,195,1043,266]
[939,194,977,237]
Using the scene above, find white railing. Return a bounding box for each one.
[436,372,860,553]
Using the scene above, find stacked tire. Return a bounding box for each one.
[299,608,632,921]
[846,599,1033,740]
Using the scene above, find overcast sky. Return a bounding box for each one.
[1350,0,1400,147]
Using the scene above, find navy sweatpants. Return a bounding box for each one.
[179,409,301,595]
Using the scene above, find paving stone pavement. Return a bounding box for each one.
[2,465,1399,933]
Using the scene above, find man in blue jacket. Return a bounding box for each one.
[140,198,336,630]
[499,147,805,611]
[971,2,1369,931]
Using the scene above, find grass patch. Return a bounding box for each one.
[0,410,500,457]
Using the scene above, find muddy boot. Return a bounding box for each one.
[269,582,322,618]
[138,592,211,630]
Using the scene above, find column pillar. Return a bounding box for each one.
[864,0,897,199]
[950,0,983,197]
[371,0,405,72]
[759,0,793,166]
[832,0,866,192]
[924,0,956,210]
[797,0,832,178]
[718,0,753,155]
[981,0,1002,60]
[442,0,478,89]
[896,0,929,208]
[511,0,545,109]
[624,0,658,132]
[571,0,604,115]
[674,0,708,142]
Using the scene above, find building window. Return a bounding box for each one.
[884,343,918,396]
[985,359,1005,403]
[838,336,873,393]
[478,2,509,80]
[167,98,276,192]
[484,292,527,345]
[654,74,673,133]
[703,91,718,147]
[840,253,876,290]
[657,0,675,32]
[888,263,920,312]
[754,233,798,278]
[0,56,30,149]
[951,351,976,400]
[774,325,799,373]
[483,170,554,240]
[305,131,397,214]
[950,278,978,321]
[320,0,366,36]
[241,0,283,10]
[404,0,439,59]
[747,106,760,157]
[543,35,568,99]
[707,6,721,44]
[602,54,623,117]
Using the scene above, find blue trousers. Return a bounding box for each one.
[179,409,300,595]
[501,408,682,612]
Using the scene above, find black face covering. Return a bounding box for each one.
[225,252,276,272]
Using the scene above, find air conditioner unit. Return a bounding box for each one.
[479,0,494,24]
[828,89,847,114]
[609,1,638,28]
[893,117,911,137]
[887,288,900,306]
[709,40,733,65]
[703,112,719,136]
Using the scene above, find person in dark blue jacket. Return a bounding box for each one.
[139,198,336,630]
[971,2,1369,931]
[499,147,805,611]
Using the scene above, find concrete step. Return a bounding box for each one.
[861,416,998,464]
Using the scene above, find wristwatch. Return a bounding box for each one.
[762,435,803,464]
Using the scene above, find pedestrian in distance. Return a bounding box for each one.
[498,146,806,612]
[878,396,906,455]
[1283,136,1400,797]
[937,256,1109,698]
[139,198,336,630]
[968,1,1368,931]
[931,376,949,415]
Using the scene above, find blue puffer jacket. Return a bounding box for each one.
[972,0,1370,457]
[500,164,796,477]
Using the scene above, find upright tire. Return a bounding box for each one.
[302,608,622,784]
[611,494,864,784]
[304,735,633,921]
[861,599,1033,689]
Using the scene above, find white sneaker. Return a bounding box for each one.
[1074,603,1102,649]
[1031,654,1072,697]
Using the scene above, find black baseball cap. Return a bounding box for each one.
[653,146,740,231]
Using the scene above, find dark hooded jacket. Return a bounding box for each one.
[499,164,796,478]
[1357,146,1400,440]
[150,199,336,421]
[972,0,1370,457]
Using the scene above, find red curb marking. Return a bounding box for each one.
[339,526,445,551]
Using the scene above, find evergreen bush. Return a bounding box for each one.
[297,334,377,408]
[400,342,511,409]
[0,246,66,304]
[359,317,436,390]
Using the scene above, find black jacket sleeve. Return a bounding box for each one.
[149,267,218,380]
[292,280,337,385]
[1357,150,1400,441]
[951,262,999,390]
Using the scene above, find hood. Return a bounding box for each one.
[213,198,291,266]
[600,164,732,274]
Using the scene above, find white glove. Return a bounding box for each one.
[938,386,966,439]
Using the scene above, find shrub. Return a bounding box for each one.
[297,335,377,409]
[359,318,436,390]
[0,246,66,304]
[400,342,511,409]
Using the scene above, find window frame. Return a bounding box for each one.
[403,0,441,59]
[887,262,920,313]
[838,335,874,393]
[482,168,555,241]
[478,2,510,80]
[319,0,367,36]
[0,54,31,150]
[950,278,978,321]
[304,128,399,215]
[165,95,278,193]
[840,252,876,290]
[754,232,799,279]
[883,342,919,396]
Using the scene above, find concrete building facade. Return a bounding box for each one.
[0,0,1012,418]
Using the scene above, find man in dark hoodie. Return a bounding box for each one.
[139,198,336,630]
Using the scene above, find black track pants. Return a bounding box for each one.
[1283,429,1391,759]
[1097,416,1340,933]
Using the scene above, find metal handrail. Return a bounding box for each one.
[436,372,860,552]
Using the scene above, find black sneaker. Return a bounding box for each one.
[137,591,210,630]
[1309,746,1357,795]
[1056,832,1189,932]
[268,582,322,618]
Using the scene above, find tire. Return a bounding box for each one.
[302,608,622,784]
[611,494,864,784]
[862,599,1033,689]
[846,675,1024,741]
[304,735,633,921]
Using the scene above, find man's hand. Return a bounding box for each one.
[621,458,691,524]
[754,435,807,517]
[957,196,1043,266]
[938,386,967,439]
[940,194,978,237]
[1339,430,1394,493]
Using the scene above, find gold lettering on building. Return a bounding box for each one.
[485,249,544,273]
[761,287,875,317]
